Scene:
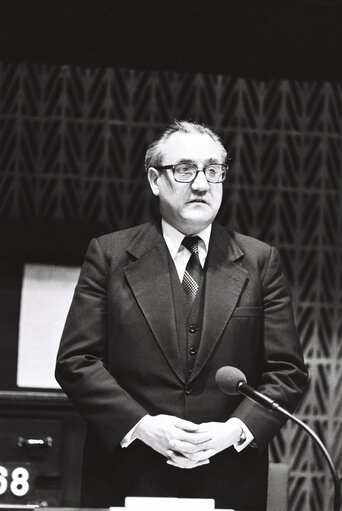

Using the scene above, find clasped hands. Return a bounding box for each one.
[134,414,242,469]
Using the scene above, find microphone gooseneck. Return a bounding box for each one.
[215,365,341,511]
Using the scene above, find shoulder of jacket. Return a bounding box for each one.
[229,229,274,259]
[228,231,272,252]
[97,222,150,242]
[93,222,154,254]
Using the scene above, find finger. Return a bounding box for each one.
[169,440,198,454]
[168,450,193,464]
[172,417,199,432]
[195,423,212,433]
[181,449,216,462]
[167,451,211,469]
[170,439,213,454]
[169,448,213,463]
[174,431,213,445]
[166,459,210,469]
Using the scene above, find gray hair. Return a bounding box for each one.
[144,120,227,170]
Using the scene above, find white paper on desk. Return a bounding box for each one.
[17,263,80,389]
[123,497,216,511]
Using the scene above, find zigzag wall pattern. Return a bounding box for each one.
[0,62,341,510]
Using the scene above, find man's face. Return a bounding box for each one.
[148,132,224,235]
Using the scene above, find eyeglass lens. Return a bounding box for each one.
[174,163,226,182]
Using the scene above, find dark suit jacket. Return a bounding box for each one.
[55,221,307,510]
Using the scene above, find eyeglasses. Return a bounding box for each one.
[154,163,229,183]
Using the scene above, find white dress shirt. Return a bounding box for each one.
[121,220,254,452]
[161,219,211,279]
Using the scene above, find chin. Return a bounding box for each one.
[180,214,214,233]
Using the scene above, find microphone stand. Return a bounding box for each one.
[237,383,341,511]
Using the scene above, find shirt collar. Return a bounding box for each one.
[161,219,212,259]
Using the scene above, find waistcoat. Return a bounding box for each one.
[167,253,206,382]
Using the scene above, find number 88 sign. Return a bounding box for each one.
[0,464,34,501]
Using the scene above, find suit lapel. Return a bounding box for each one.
[189,223,248,382]
[124,223,185,383]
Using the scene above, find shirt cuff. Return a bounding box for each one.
[228,417,255,452]
[120,415,150,448]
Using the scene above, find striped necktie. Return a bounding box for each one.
[181,236,202,303]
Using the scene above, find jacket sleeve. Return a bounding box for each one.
[55,238,148,453]
[232,246,308,452]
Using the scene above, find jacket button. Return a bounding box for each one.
[189,325,197,334]
[189,348,197,356]
[184,388,192,396]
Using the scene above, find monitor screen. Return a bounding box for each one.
[17,264,80,389]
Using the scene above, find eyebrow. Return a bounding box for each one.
[175,157,221,164]
[175,159,195,164]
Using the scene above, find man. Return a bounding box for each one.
[55,121,307,510]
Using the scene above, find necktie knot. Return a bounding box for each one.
[182,236,201,255]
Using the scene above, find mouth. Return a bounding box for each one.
[188,198,208,204]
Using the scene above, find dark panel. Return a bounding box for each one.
[0,259,22,389]
[1,1,342,81]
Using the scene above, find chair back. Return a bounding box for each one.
[266,462,289,511]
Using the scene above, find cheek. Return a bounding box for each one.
[159,185,184,212]
[158,182,173,202]
[161,179,180,197]
[166,186,187,204]
[212,188,223,208]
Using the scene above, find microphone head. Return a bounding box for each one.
[215,366,247,395]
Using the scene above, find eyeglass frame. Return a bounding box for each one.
[152,162,229,183]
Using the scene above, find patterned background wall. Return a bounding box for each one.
[0,62,341,510]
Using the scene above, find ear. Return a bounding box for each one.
[147,167,161,197]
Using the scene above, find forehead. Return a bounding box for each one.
[159,132,224,164]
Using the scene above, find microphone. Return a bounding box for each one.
[216,366,283,412]
[215,366,341,511]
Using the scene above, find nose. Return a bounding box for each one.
[191,170,209,192]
